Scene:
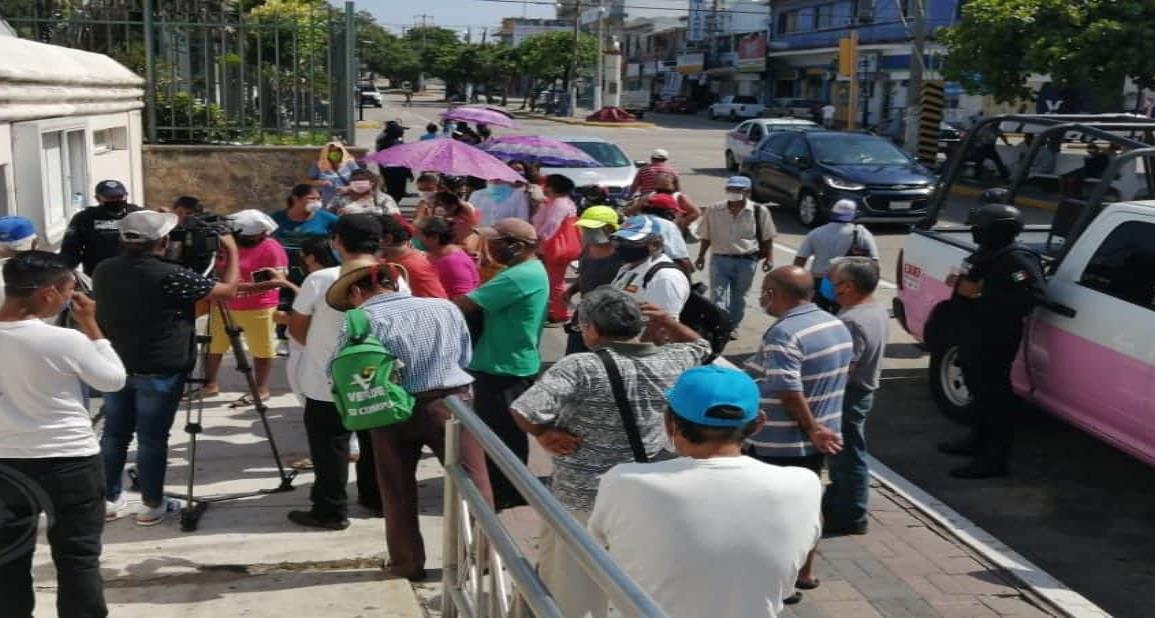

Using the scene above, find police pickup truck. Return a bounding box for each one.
[893,115,1155,468]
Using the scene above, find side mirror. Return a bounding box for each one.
[791,155,812,168]
[634,160,648,168]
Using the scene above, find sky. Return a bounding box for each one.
[356,0,691,35]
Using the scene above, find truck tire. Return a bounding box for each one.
[928,344,976,425]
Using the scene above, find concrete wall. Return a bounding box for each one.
[143,145,368,214]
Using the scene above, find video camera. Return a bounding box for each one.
[167,213,234,273]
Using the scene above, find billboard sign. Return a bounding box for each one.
[677,52,705,74]
[736,32,767,72]
[688,0,706,42]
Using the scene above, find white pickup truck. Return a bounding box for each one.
[894,114,1155,468]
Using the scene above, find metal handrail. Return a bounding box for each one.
[441,395,668,618]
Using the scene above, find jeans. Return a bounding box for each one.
[823,386,874,530]
[0,455,108,617]
[100,373,186,505]
[709,254,758,326]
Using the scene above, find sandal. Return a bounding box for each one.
[228,393,269,408]
[290,457,314,470]
[795,577,821,590]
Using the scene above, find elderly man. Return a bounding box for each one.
[793,199,878,311]
[823,257,889,535]
[609,216,690,323]
[746,265,852,595]
[695,176,777,327]
[630,148,680,196]
[511,288,711,617]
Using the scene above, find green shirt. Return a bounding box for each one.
[467,259,548,376]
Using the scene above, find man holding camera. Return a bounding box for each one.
[94,211,240,525]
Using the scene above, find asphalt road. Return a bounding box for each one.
[365,97,1155,617]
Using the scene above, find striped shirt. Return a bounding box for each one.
[334,291,473,394]
[745,304,853,457]
[630,161,679,195]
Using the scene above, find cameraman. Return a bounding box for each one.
[94,211,240,525]
[60,179,143,276]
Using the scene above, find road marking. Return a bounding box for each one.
[773,242,898,289]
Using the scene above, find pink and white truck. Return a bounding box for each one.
[894,115,1155,467]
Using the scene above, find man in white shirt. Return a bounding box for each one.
[821,102,837,128]
[589,365,823,618]
[0,251,127,617]
[609,216,690,338]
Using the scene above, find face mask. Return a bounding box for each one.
[418,190,436,200]
[489,183,515,201]
[614,244,652,263]
[327,152,343,164]
[349,180,373,193]
[237,235,262,248]
[490,241,521,265]
[725,191,745,202]
[582,228,610,246]
[305,200,323,213]
[101,200,127,212]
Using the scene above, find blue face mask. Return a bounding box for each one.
[489,183,515,201]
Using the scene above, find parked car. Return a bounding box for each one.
[654,96,699,114]
[896,113,1155,469]
[725,118,820,171]
[358,84,383,108]
[762,98,823,120]
[544,137,638,201]
[739,130,937,226]
[708,95,765,121]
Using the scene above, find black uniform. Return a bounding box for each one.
[60,203,143,276]
[952,242,1044,473]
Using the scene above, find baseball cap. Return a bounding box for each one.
[651,148,669,160]
[644,193,684,214]
[725,176,752,190]
[95,179,127,199]
[0,216,37,249]
[576,205,620,231]
[230,209,278,236]
[666,366,760,427]
[610,215,661,242]
[477,217,538,244]
[829,199,858,222]
[119,210,179,242]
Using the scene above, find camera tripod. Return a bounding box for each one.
[154,301,296,531]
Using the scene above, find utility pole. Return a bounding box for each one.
[415,13,433,93]
[594,4,605,111]
[567,0,582,117]
[904,0,927,152]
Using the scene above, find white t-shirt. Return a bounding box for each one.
[589,456,822,618]
[610,254,690,317]
[0,319,127,458]
[822,104,836,121]
[796,222,880,276]
[291,267,344,402]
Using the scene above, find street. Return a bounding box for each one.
[366,95,1155,617]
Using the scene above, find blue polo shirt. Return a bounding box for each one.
[271,209,339,249]
[745,303,853,457]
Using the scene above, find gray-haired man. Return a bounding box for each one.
[823,257,889,535]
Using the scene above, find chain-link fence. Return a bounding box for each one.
[6,0,355,145]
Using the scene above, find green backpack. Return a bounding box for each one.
[330,309,415,431]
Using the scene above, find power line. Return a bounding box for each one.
[477,0,773,16]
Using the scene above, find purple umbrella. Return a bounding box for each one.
[441,106,519,128]
[362,139,524,183]
[479,135,600,167]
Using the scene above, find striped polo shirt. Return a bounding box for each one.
[745,303,853,458]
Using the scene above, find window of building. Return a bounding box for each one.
[777,11,798,34]
[41,129,88,230]
[93,127,128,155]
[1080,221,1155,310]
[814,4,837,29]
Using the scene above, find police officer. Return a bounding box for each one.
[60,180,143,276]
[938,203,1044,479]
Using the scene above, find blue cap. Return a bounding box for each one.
[666,366,760,427]
[0,216,37,244]
[725,176,752,190]
[610,215,661,242]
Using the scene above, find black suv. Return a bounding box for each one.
[739,130,938,226]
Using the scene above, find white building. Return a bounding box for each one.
[0,30,144,246]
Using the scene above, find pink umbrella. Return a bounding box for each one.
[441,106,519,128]
[363,139,525,183]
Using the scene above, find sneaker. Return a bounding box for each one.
[105,493,127,521]
[287,510,350,531]
[135,498,180,526]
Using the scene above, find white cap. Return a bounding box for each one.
[830,199,858,222]
[230,209,279,236]
[119,211,179,242]
[651,148,669,160]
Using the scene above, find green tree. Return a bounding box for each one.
[942,0,1155,110]
[512,30,596,108]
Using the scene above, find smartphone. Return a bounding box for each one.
[253,270,273,283]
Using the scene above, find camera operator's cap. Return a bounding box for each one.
[95,179,127,199]
[651,148,669,160]
[230,209,278,236]
[645,193,685,214]
[575,205,620,231]
[611,215,660,242]
[829,199,858,222]
[724,176,752,190]
[0,216,37,250]
[666,366,760,428]
[120,210,178,241]
[476,217,538,245]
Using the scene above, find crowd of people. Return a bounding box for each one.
[0,122,905,618]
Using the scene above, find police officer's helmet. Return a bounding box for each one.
[971,203,1024,235]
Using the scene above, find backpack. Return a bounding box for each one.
[330,309,415,431]
[845,225,873,258]
[642,262,734,362]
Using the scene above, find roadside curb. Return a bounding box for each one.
[950,183,1058,212]
[509,111,656,129]
[867,456,1111,618]
[356,120,383,130]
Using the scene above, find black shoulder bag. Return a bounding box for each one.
[596,349,676,463]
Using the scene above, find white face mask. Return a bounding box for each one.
[418,190,436,200]
[349,180,373,193]
[725,191,745,202]
[305,199,323,213]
